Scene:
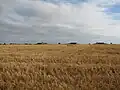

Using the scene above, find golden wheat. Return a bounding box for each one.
[0,44,120,90]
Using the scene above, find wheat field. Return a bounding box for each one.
[0,44,120,90]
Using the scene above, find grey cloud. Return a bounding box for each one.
[0,17,119,44]
[14,6,38,17]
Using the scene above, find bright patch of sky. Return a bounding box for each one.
[106,4,120,13]
[105,3,120,20]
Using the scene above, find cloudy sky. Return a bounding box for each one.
[0,0,120,44]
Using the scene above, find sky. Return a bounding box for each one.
[0,0,120,44]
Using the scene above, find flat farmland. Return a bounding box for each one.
[0,44,120,90]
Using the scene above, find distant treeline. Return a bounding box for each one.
[0,42,48,45]
[0,42,113,45]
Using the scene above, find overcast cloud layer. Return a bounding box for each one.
[0,0,120,43]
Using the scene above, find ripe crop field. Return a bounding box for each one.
[0,44,120,90]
